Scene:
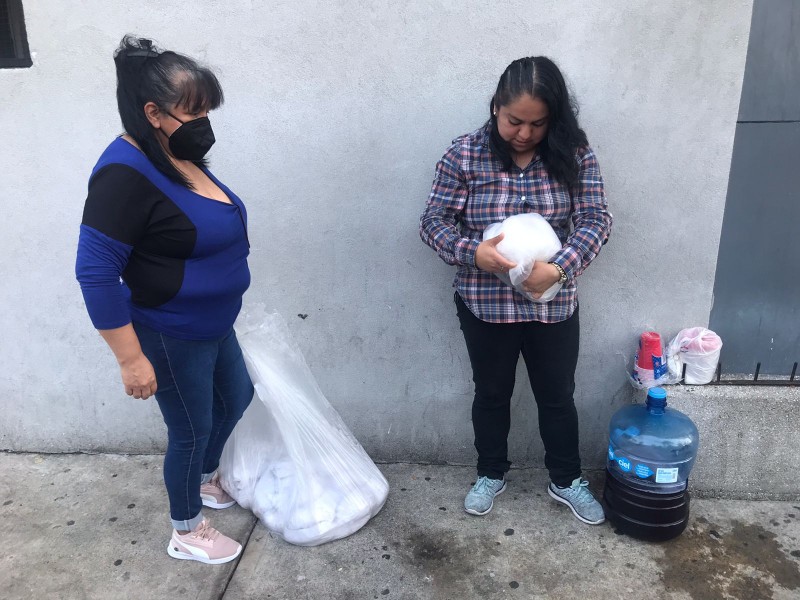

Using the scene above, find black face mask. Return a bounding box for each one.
[165,112,215,161]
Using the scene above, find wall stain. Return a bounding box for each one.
[660,518,800,599]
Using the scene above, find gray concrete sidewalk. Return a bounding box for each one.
[2,453,799,600]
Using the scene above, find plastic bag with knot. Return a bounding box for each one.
[666,327,723,385]
[482,212,563,303]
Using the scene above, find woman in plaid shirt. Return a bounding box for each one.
[420,57,612,524]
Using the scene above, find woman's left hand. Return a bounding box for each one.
[521,262,562,298]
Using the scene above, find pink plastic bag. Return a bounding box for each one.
[666,328,723,385]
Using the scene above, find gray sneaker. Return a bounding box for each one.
[547,477,605,525]
[464,476,507,516]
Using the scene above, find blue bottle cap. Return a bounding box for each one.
[646,386,667,409]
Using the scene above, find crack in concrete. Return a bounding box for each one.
[220,518,259,599]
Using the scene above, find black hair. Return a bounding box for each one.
[113,35,224,188]
[488,56,587,188]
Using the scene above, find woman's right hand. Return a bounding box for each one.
[98,324,157,400]
[475,233,517,273]
[119,353,157,400]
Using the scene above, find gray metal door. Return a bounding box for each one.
[709,0,800,375]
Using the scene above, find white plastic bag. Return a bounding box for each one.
[666,327,723,385]
[219,307,389,546]
[483,213,563,303]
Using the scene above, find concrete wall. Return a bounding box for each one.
[669,385,800,500]
[0,1,753,468]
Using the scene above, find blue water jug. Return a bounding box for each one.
[603,387,700,540]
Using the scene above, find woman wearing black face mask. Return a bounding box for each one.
[75,35,253,564]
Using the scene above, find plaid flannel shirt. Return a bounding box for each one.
[420,124,612,323]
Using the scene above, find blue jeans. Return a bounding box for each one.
[134,322,254,531]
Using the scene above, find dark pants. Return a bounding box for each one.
[134,322,254,530]
[455,293,581,487]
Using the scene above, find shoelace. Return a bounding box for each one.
[555,479,590,497]
[570,480,597,505]
[557,478,589,491]
[473,476,496,496]
[204,477,223,492]
[190,520,219,542]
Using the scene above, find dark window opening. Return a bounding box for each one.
[0,0,31,68]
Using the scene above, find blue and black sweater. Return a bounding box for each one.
[76,137,251,340]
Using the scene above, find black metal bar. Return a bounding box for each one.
[706,360,800,387]
[708,379,800,387]
[682,363,687,383]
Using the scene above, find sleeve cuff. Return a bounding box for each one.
[79,283,132,331]
[455,238,481,267]
[550,247,581,281]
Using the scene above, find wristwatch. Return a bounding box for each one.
[549,262,568,284]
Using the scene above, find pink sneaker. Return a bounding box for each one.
[200,474,236,509]
[167,519,242,564]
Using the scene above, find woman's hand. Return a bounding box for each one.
[475,233,517,273]
[98,324,157,400]
[119,353,157,400]
[522,262,562,298]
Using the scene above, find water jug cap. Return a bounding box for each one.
[646,386,667,409]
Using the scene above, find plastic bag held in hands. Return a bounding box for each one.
[219,306,389,546]
[482,213,563,303]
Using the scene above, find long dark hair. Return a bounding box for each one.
[488,56,587,188]
[113,35,224,188]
